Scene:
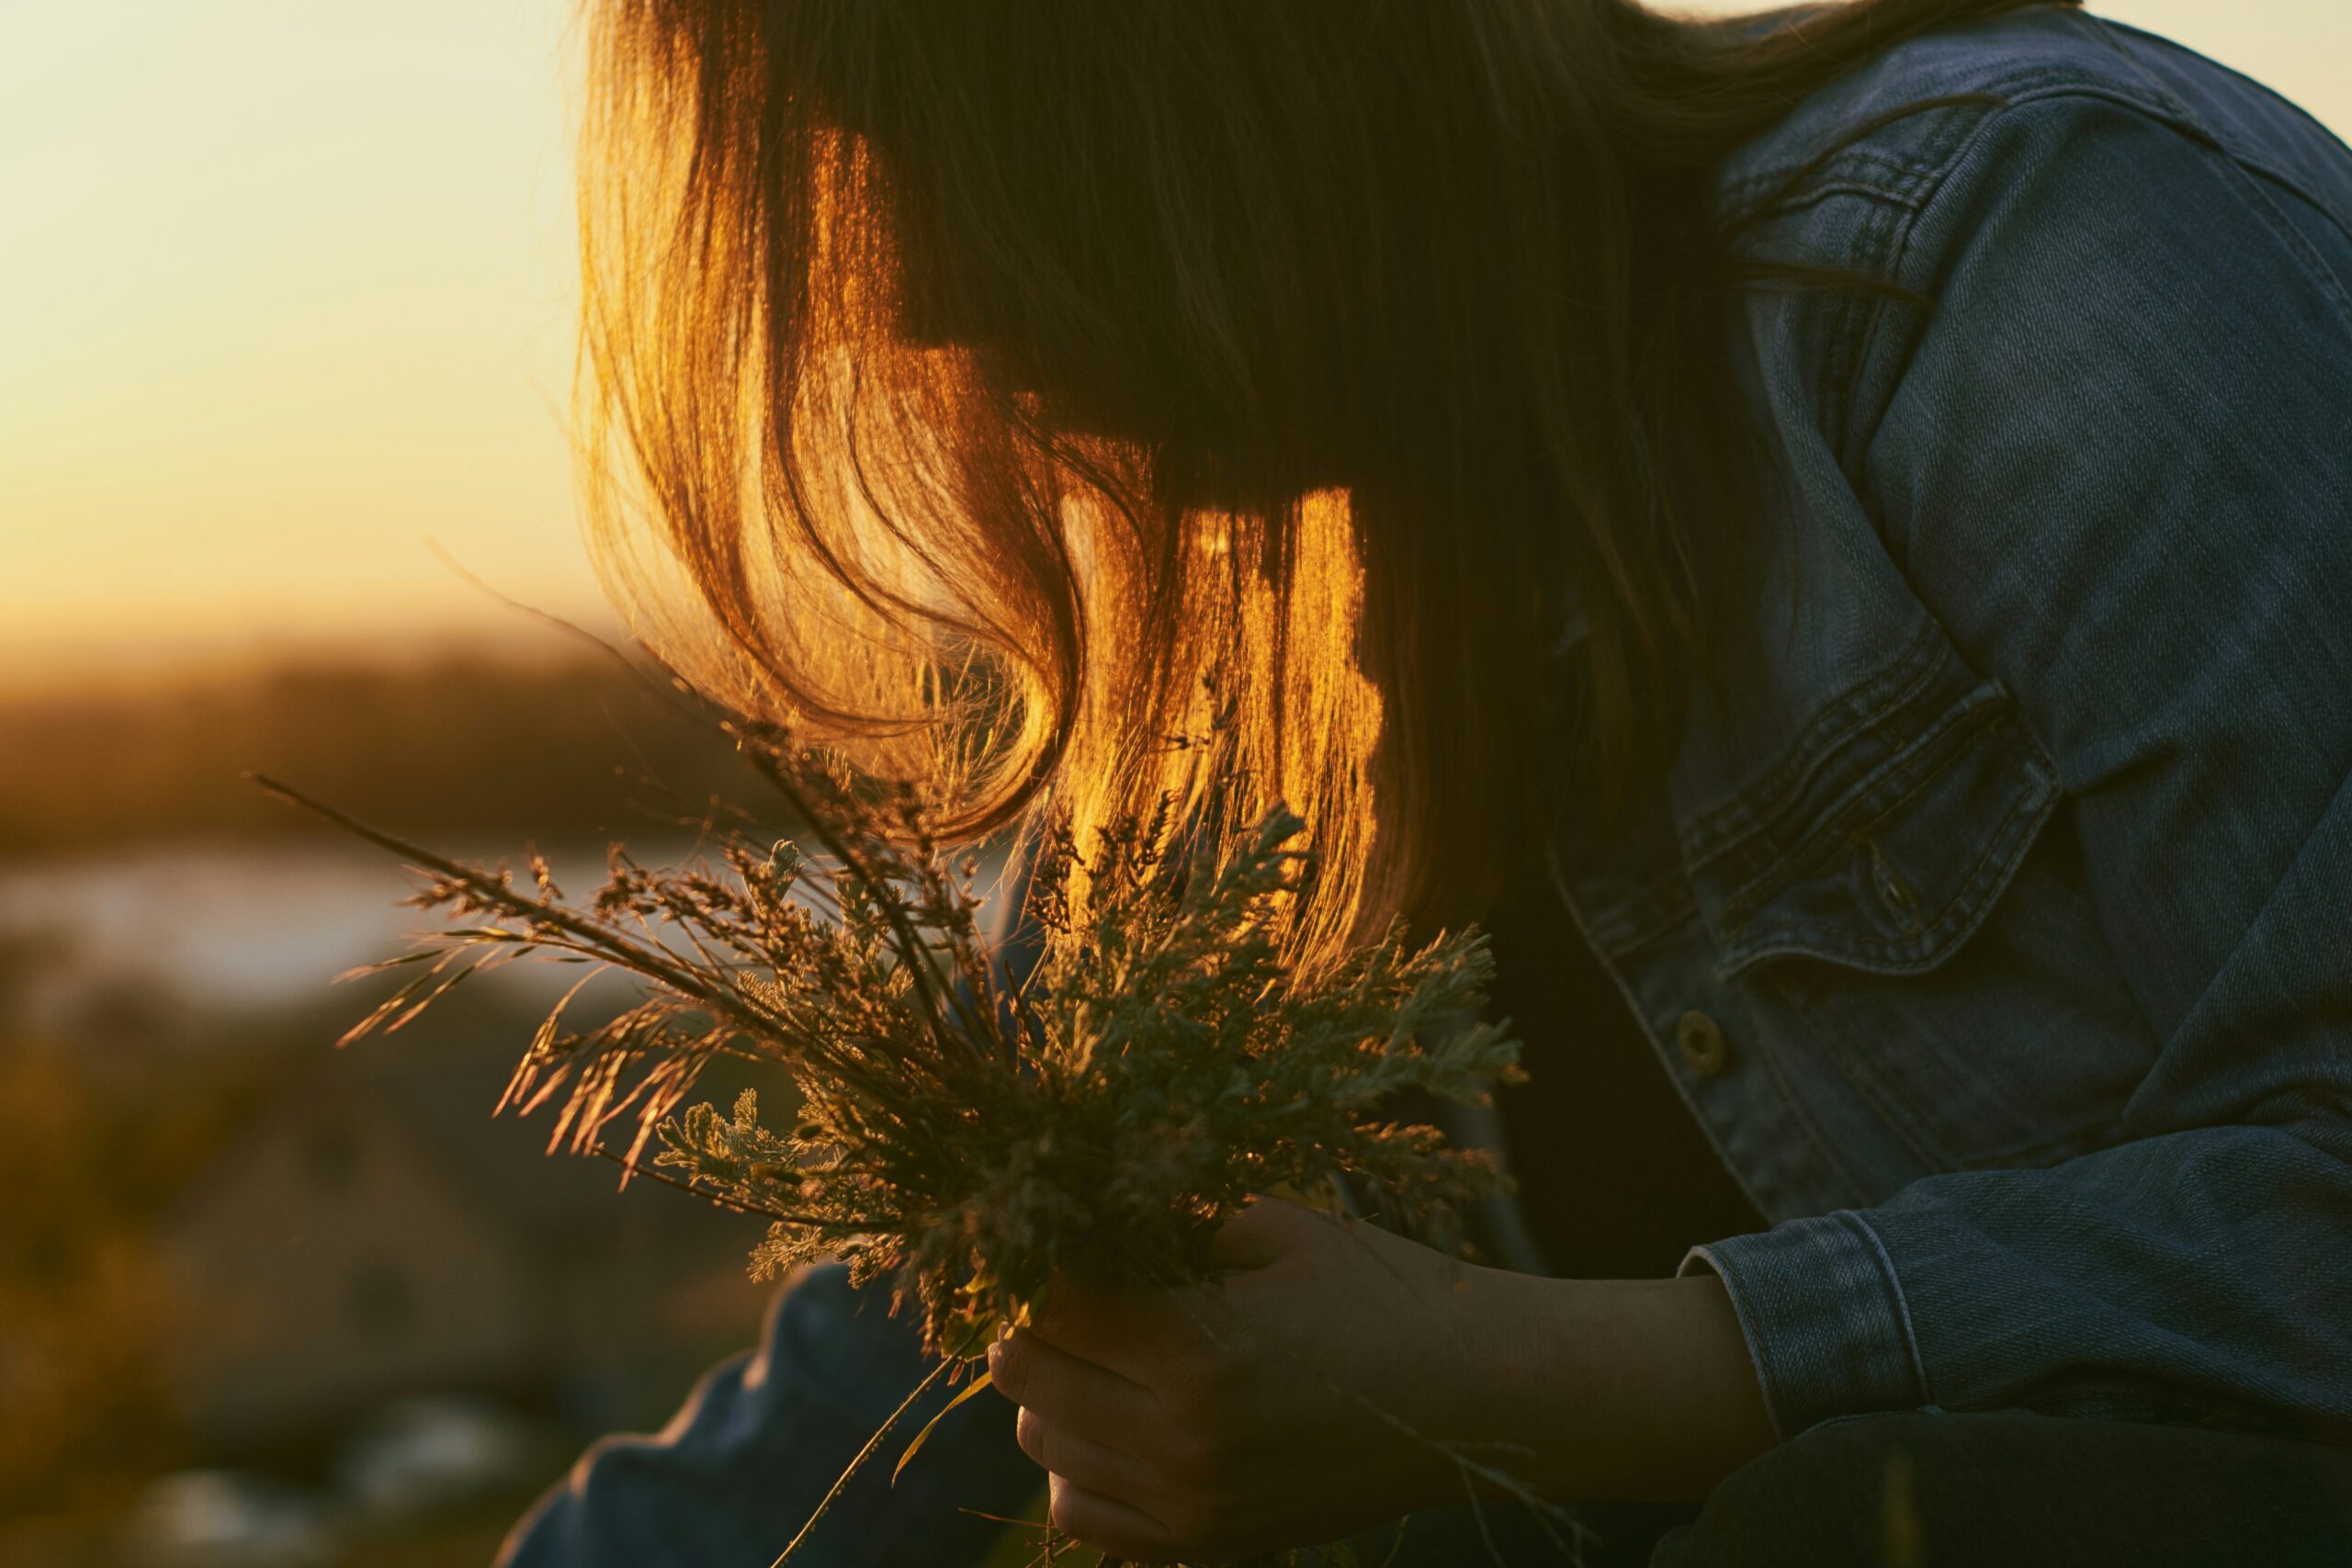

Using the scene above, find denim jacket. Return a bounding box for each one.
[503,8,2352,1562]
[1605,5,2352,1442]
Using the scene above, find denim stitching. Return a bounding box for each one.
[1713,64,2119,222]
[1721,694,2013,923]
[1715,726,2058,976]
[1711,682,2018,928]
[1681,618,1950,864]
[1843,1210,1935,1409]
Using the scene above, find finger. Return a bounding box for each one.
[988,1328,1157,1439]
[1048,1472,1183,1564]
[1014,1406,1166,1503]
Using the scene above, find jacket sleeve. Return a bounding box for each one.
[497,1264,1037,1568]
[1687,89,2352,1439]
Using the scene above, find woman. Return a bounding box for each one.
[507,0,2352,1562]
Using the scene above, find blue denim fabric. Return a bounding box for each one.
[1634,7,2352,1441]
[497,1265,1040,1567]
[504,6,2352,1561]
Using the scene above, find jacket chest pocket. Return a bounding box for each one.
[1694,678,2054,979]
[1679,663,2153,1169]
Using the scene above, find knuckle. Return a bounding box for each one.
[1046,1480,1136,1559]
[988,1337,1031,1401]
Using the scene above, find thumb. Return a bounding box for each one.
[1205,1194,1329,1271]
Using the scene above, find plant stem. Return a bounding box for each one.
[249,773,738,1015]
[769,1355,957,1568]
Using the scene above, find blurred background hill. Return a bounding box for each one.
[0,651,747,861]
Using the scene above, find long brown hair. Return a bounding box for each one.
[577,0,2066,955]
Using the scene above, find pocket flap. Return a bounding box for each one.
[1693,682,2060,978]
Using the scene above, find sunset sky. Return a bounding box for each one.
[4,1,2347,692]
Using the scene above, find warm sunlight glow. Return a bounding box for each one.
[0,1,605,689]
[2,2,2345,692]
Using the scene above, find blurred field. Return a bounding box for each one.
[0,651,786,1566]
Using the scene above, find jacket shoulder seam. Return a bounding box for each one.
[1721,70,2204,228]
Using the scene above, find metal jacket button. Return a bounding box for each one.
[1676,1010,1734,1077]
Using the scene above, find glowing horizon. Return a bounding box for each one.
[4,1,2346,692]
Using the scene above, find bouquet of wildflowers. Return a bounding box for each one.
[261,713,1522,1562]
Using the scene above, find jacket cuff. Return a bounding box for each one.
[1679,1211,1929,1437]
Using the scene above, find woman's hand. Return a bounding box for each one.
[985,1198,1546,1562]
[987,1197,1778,1562]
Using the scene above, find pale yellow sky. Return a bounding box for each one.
[3,2,2347,691]
[0,0,599,689]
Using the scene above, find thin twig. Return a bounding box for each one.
[733,739,968,1062]
[253,772,907,1109]
[250,773,737,1017]
[769,1356,956,1568]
